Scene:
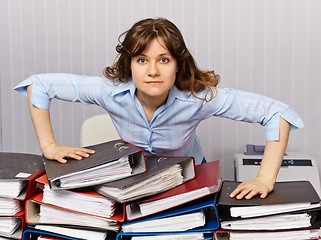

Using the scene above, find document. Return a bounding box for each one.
[0,216,21,238]
[130,233,205,240]
[0,181,27,199]
[39,203,119,230]
[55,156,132,188]
[0,197,23,215]
[35,225,108,240]
[139,187,211,217]
[42,184,116,218]
[221,212,312,230]
[228,229,320,240]
[122,210,205,233]
[230,202,321,218]
[97,164,186,202]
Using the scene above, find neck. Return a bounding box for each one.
[136,91,169,123]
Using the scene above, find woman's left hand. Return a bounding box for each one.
[229,176,274,199]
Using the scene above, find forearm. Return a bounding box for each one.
[27,85,95,163]
[27,85,56,152]
[230,117,291,199]
[257,117,291,184]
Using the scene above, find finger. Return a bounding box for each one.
[236,188,252,199]
[245,190,259,199]
[230,188,241,198]
[68,153,83,160]
[74,151,90,158]
[78,148,95,154]
[230,183,246,197]
[56,157,67,164]
[260,191,268,199]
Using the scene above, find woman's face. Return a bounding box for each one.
[130,37,178,105]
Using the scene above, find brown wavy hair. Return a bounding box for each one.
[104,18,220,101]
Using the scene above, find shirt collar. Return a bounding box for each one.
[110,79,136,98]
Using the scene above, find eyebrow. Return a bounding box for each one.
[136,53,171,58]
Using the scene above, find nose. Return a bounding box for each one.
[148,62,160,77]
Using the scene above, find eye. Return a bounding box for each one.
[137,58,147,64]
[160,58,169,63]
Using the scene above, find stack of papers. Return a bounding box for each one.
[0,198,23,215]
[0,181,27,198]
[39,204,119,230]
[96,164,184,202]
[35,225,108,240]
[230,202,321,218]
[42,185,116,218]
[122,210,205,233]
[229,229,320,240]
[56,156,132,188]
[130,233,205,240]
[221,212,312,230]
[139,187,211,217]
[0,217,20,238]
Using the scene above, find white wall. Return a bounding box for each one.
[1,0,320,180]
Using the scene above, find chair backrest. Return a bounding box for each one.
[80,114,119,147]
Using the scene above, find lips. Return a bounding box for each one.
[145,81,163,85]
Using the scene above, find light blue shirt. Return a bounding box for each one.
[14,73,304,164]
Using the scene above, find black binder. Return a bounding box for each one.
[217,180,321,231]
[0,152,45,200]
[43,139,146,190]
[93,156,195,202]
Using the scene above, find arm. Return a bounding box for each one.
[27,85,95,163]
[229,117,290,199]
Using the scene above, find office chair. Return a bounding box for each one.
[80,114,119,147]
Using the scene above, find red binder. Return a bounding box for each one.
[35,174,124,220]
[125,160,221,221]
[25,192,123,230]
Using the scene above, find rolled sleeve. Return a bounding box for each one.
[264,106,305,141]
[13,75,52,109]
[13,73,104,110]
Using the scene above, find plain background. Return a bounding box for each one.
[0,0,320,180]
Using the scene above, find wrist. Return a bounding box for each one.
[40,142,57,154]
[256,175,275,191]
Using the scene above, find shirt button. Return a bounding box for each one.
[148,127,152,132]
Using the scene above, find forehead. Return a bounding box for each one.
[139,37,171,55]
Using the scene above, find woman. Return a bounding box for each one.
[14,18,304,199]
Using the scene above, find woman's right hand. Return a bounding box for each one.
[42,143,95,164]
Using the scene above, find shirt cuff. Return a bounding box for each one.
[13,76,52,109]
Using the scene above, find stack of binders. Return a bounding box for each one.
[214,180,321,240]
[23,139,146,240]
[116,160,222,240]
[0,152,45,239]
[21,139,224,240]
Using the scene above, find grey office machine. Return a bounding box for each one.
[234,145,321,197]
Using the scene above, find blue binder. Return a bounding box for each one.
[22,228,117,240]
[116,194,219,240]
[22,228,81,240]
